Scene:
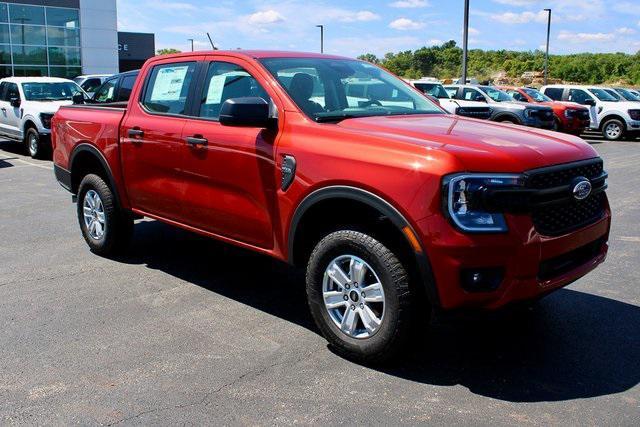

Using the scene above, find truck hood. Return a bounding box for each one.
[538,100,587,110]
[25,100,73,114]
[337,114,597,172]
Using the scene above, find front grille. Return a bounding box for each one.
[538,237,605,281]
[526,159,607,236]
[455,106,491,120]
[567,109,590,120]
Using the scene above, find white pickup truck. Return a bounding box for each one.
[408,79,492,120]
[0,77,86,158]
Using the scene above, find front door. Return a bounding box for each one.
[120,59,201,221]
[0,82,23,139]
[179,58,280,248]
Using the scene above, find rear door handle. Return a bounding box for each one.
[186,136,208,146]
[128,128,144,138]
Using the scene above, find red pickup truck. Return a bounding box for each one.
[52,51,610,362]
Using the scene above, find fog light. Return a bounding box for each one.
[460,268,504,292]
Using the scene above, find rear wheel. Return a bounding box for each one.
[306,230,413,363]
[601,118,625,141]
[77,174,133,256]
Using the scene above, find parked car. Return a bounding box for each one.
[409,79,492,120]
[52,51,610,362]
[607,87,640,103]
[90,70,139,104]
[73,74,111,97]
[444,84,555,129]
[497,86,590,135]
[541,84,640,141]
[0,77,86,158]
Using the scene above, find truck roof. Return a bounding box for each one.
[156,50,352,61]
[0,76,73,83]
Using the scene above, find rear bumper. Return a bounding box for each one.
[417,202,611,310]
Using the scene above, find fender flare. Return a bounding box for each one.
[287,185,441,307]
[492,112,522,124]
[69,143,122,208]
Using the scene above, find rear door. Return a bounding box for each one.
[178,56,281,248]
[567,88,598,128]
[120,57,203,221]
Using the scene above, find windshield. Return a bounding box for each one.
[414,82,449,99]
[479,86,513,102]
[522,88,552,102]
[260,57,442,122]
[589,88,618,102]
[22,82,82,101]
[615,88,640,101]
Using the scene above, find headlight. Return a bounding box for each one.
[523,108,533,118]
[40,113,53,129]
[443,174,522,233]
[629,109,640,120]
[564,109,572,119]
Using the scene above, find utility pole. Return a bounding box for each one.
[316,25,324,53]
[544,8,552,86]
[461,0,469,84]
[187,38,194,52]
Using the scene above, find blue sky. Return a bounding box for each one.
[116,0,640,56]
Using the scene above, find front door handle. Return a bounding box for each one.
[186,136,208,146]
[128,128,144,138]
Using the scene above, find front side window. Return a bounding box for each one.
[522,88,552,102]
[479,86,513,102]
[604,89,622,101]
[2,82,19,101]
[507,90,527,102]
[444,86,458,98]
[589,88,618,102]
[462,87,483,101]
[568,89,593,104]
[80,78,102,93]
[21,82,81,101]
[616,88,640,101]
[198,62,270,119]
[93,78,117,102]
[260,57,441,122]
[142,62,197,115]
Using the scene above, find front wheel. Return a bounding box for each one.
[77,174,133,256]
[306,230,413,363]
[601,118,625,141]
[25,127,48,159]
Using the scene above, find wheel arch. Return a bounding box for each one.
[599,114,626,130]
[69,143,121,208]
[492,112,522,124]
[288,185,441,307]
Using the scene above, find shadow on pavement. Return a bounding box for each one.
[116,219,640,403]
[0,139,26,157]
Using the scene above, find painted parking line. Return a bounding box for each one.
[0,155,53,170]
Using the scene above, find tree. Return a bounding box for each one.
[358,53,380,64]
[157,48,181,55]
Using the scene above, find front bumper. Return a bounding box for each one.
[417,201,611,310]
[524,117,555,129]
[627,120,640,131]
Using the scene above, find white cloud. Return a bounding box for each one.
[390,0,429,8]
[491,10,548,24]
[343,11,381,22]
[428,38,443,46]
[617,27,636,35]
[147,1,196,11]
[469,26,480,35]
[248,10,285,25]
[492,0,538,5]
[557,30,615,42]
[389,18,425,30]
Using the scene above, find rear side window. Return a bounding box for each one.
[142,62,197,115]
[80,78,102,93]
[444,86,458,98]
[93,78,117,103]
[117,74,136,102]
[543,87,563,101]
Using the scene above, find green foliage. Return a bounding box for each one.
[360,41,640,85]
[157,48,181,55]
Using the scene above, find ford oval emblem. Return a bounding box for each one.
[572,178,592,200]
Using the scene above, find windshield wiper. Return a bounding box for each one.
[315,113,362,123]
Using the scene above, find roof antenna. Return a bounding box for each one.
[206,33,217,50]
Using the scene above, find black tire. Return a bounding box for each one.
[24,127,49,159]
[601,118,625,141]
[497,117,520,125]
[77,174,133,256]
[306,230,413,363]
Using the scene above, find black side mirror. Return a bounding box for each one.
[10,97,20,108]
[583,98,596,106]
[219,97,273,128]
[72,93,85,105]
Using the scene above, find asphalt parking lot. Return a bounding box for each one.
[1,134,639,425]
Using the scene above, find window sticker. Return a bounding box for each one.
[205,75,226,104]
[151,65,189,101]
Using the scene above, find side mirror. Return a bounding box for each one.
[219,97,273,128]
[72,93,85,105]
[10,97,20,108]
[583,98,596,106]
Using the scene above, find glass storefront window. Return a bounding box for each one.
[49,66,81,79]
[12,45,47,65]
[48,47,80,66]
[13,65,48,77]
[9,4,45,26]
[47,27,80,47]
[46,7,79,29]
[0,43,10,63]
[0,4,7,23]
[11,24,46,45]
[0,24,8,44]
[0,65,11,78]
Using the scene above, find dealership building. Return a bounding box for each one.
[0,0,154,79]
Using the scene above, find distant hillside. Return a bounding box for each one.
[358,41,640,86]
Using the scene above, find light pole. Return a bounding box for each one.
[461,0,469,84]
[543,8,552,85]
[187,38,194,52]
[316,25,324,53]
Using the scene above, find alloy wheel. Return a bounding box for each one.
[605,122,622,139]
[82,190,106,240]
